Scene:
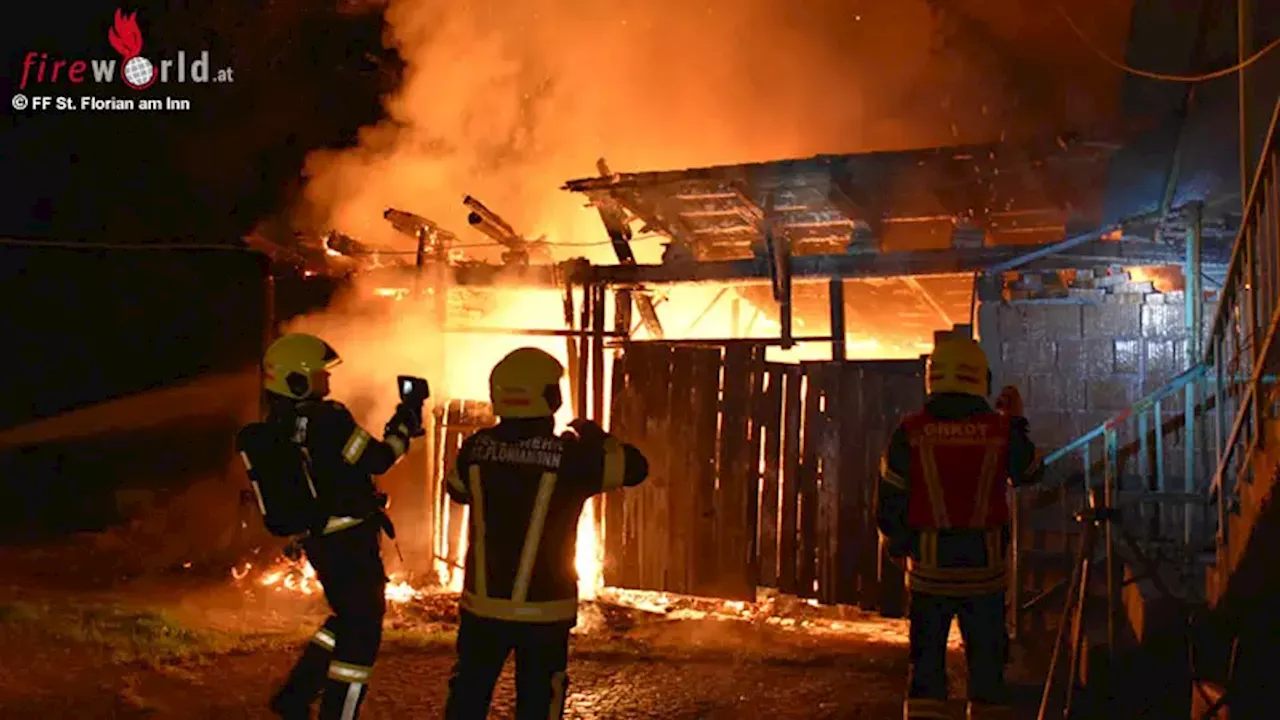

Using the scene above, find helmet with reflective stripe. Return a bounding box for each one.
[926,335,990,397]
[263,333,341,400]
[489,347,564,418]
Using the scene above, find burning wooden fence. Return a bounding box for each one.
[431,399,496,579]
[604,341,924,614]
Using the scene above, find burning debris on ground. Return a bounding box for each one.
[226,554,949,651]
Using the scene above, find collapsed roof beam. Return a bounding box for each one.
[591,158,664,338]
[902,276,955,327]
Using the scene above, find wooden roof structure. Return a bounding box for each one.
[564,139,1121,263]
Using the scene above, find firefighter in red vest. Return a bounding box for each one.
[876,333,1043,720]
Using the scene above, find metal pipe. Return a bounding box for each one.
[1104,429,1119,659]
[1155,399,1166,491]
[441,327,627,338]
[1238,0,1251,203]
[1185,203,1203,546]
[981,225,1118,275]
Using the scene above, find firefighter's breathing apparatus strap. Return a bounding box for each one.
[290,511,402,561]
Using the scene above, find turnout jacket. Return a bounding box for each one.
[239,394,411,536]
[875,393,1043,596]
[447,418,649,624]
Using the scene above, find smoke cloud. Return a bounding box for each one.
[285,0,1136,421]
[296,0,963,261]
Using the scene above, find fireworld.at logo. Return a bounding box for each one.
[18,8,235,91]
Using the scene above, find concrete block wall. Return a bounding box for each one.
[981,267,1219,490]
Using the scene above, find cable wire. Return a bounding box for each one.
[0,234,665,254]
[1056,4,1280,83]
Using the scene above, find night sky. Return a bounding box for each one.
[1,0,401,243]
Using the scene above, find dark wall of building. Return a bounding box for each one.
[0,246,270,430]
[0,247,278,567]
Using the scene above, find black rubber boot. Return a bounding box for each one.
[270,640,333,718]
[318,677,368,720]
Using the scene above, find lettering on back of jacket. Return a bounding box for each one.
[470,435,564,470]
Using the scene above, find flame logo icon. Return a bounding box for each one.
[107,9,156,90]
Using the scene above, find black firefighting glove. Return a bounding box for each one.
[387,402,425,439]
[377,510,397,540]
[283,538,304,561]
[566,418,608,444]
[884,529,914,561]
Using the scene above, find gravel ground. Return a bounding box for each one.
[0,555,1020,719]
[0,637,923,719]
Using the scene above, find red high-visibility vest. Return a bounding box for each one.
[902,411,1011,530]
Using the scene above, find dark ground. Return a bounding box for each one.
[0,541,1044,719]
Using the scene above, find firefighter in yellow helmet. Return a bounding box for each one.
[443,347,650,720]
[236,333,427,720]
[875,331,1043,719]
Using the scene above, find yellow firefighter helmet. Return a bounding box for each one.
[926,335,990,397]
[489,347,565,418]
[262,332,342,400]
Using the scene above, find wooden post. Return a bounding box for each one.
[614,289,633,343]
[576,284,591,419]
[829,277,846,361]
[432,230,450,396]
[562,279,581,416]
[778,366,803,594]
[592,284,606,423]
[590,284,607,533]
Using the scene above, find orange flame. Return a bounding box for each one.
[108,9,144,59]
[233,558,424,603]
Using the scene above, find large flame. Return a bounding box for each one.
[260,278,943,604]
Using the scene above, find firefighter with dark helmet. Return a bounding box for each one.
[875,331,1043,720]
[235,332,426,720]
[443,347,649,720]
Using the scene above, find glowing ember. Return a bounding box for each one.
[233,559,423,603]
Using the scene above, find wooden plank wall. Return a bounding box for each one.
[604,342,764,600]
[771,360,923,611]
[606,343,925,612]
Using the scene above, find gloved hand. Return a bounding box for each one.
[375,491,390,509]
[389,402,425,438]
[283,538,304,561]
[995,385,1024,417]
[567,418,608,444]
[378,511,397,540]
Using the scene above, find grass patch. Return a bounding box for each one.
[0,599,266,666]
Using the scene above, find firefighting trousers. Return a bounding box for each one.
[444,609,573,720]
[273,522,386,720]
[907,591,1008,708]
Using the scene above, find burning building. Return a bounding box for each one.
[242,128,1235,622]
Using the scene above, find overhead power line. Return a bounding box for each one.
[1056,4,1280,83]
